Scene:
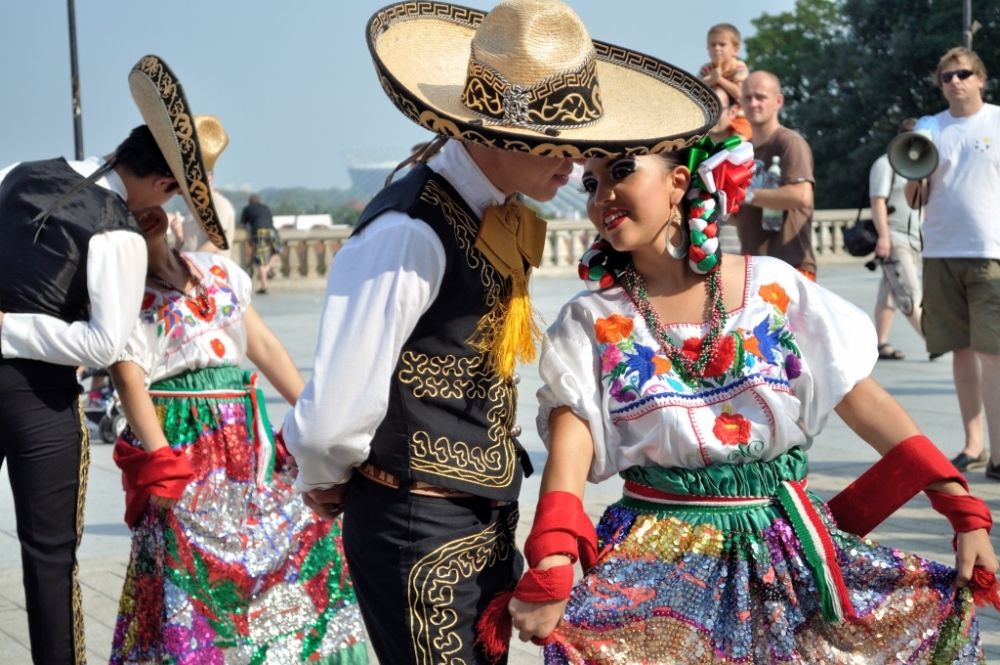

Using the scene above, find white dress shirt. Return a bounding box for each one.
[283,140,507,491]
[0,157,148,368]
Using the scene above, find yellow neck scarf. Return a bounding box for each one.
[471,200,548,379]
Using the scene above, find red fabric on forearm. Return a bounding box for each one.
[512,564,575,603]
[524,491,598,570]
[114,440,194,527]
[827,435,967,537]
[475,493,594,663]
[925,490,993,534]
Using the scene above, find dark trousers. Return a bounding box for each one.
[342,473,522,665]
[0,360,88,664]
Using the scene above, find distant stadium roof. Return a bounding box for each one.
[342,146,587,219]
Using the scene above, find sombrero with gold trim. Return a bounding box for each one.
[367,0,719,158]
[128,55,227,249]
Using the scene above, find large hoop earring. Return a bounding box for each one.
[665,207,688,260]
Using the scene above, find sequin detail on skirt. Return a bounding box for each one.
[110,367,367,664]
[544,474,984,663]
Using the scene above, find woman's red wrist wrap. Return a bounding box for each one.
[474,492,594,663]
[114,440,194,527]
[827,435,968,537]
[523,491,598,571]
[512,565,575,603]
[925,490,992,535]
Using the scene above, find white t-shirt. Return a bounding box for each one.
[923,103,1000,259]
[868,154,921,242]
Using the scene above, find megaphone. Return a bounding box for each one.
[887,115,939,180]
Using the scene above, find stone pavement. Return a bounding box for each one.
[1,263,997,664]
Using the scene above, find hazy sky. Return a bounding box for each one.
[0,1,796,190]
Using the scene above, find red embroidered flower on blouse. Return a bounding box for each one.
[713,412,751,445]
[209,264,228,280]
[210,339,226,358]
[680,334,736,378]
[141,291,156,310]
[186,294,217,322]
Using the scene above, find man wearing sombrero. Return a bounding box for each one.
[282,1,717,663]
[0,54,223,665]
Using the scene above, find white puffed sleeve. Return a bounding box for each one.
[535,297,613,480]
[774,258,878,435]
[116,316,158,380]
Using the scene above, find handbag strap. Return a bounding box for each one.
[855,173,867,225]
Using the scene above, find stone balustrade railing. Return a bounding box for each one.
[231,208,868,285]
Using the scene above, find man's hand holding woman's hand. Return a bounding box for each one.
[304,484,347,519]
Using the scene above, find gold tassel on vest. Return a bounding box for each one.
[472,200,548,380]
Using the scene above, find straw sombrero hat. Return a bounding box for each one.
[129,55,227,249]
[367,0,719,158]
[194,115,229,174]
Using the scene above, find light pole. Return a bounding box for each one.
[67,0,83,159]
[963,0,973,48]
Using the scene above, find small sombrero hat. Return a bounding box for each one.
[193,115,229,174]
[128,55,228,249]
[367,0,719,158]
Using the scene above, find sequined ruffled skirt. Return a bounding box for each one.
[544,448,983,664]
[110,366,368,664]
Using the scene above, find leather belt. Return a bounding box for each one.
[357,462,480,499]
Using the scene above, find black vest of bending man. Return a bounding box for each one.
[351,164,532,501]
[0,158,140,321]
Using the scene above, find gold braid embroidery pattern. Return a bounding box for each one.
[407,378,516,486]
[73,398,90,663]
[461,54,603,128]
[399,352,489,400]
[407,180,516,487]
[132,56,223,248]
[407,509,518,665]
[419,180,502,309]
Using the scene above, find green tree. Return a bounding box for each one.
[745,0,1000,208]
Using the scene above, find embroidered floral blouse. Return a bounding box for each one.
[120,253,252,384]
[537,256,877,482]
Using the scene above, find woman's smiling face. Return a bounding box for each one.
[581,154,689,254]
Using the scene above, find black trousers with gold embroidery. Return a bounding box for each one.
[343,473,523,665]
[0,360,88,665]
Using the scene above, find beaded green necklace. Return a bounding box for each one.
[621,263,728,381]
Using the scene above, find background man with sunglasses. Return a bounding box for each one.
[906,47,1000,481]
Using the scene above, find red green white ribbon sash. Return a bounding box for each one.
[775,479,855,623]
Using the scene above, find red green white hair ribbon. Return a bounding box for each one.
[684,137,756,274]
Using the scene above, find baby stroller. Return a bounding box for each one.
[80,368,127,444]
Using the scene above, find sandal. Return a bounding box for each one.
[877,343,905,360]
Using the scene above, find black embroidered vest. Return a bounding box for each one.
[353,165,531,500]
[0,158,140,321]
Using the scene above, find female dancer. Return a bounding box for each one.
[108,207,367,664]
[509,140,998,663]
